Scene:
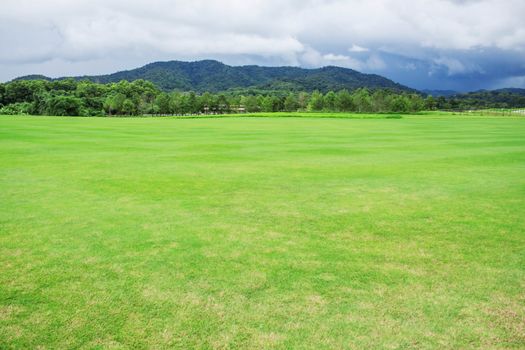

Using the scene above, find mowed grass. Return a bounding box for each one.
[1,114,524,349]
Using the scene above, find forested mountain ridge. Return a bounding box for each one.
[14,59,415,93]
[441,88,525,109]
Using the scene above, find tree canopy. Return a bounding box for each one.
[2,78,522,117]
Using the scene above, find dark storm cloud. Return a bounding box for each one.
[1,0,524,91]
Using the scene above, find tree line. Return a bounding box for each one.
[437,90,525,110]
[5,78,520,117]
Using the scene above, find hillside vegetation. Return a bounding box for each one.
[14,60,414,93]
[0,79,428,116]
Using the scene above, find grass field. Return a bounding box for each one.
[1,114,524,349]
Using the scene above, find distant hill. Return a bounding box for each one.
[445,88,525,108]
[452,88,525,98]
[14,74,52,81]
[14,59,416,93]
[421,88,525,100]
[490,88,525,95]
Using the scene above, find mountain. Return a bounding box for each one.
[14,59,416,93]
[14,74,52,81]
[490,88,525,95]
[446,88,525,108]
[424,88,525,99]
[452,88,525,98]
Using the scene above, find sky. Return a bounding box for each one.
[1,0,525,91]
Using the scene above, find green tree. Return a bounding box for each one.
[284,93,299,112]
[390,95,410,112]
[241,95,260,112]
[168,92,181,114]
[408,94,425,112]
[0,83,6,106]
[0,102,32,115]
[425,96,437,110]
[216,94,230,113]
[335,90,354,111]
[104,93,126,115]
[199,92,212,113]
[76,81,106,115]
[307,91,324,111]
[297,92,309,111]
[155,93,171,114]
[50,79,77,93]
[45,95,83,116]
[261,96,274,112]
[323,91,336,111]
[370,90,389,112]
[352,89,372,112]
[4,80,42,105]
[187,92,199,114]
[122,99,136,115]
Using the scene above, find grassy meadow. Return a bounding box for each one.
[1,114,524,349]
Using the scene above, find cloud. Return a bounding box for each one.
[366,55,387,70]
[322,53,363,70]
[299,50,386,72]
[432,57,484,76]
[349,45,369,53]
[0,0,524,91]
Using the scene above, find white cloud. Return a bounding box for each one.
[2,0,524,64]
[323,54,351,61]
[322,54,364,70]
[349,44,369,53]
[299,46,324,67]
[0,0,524,90]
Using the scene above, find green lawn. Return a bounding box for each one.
[1,114,524,349]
